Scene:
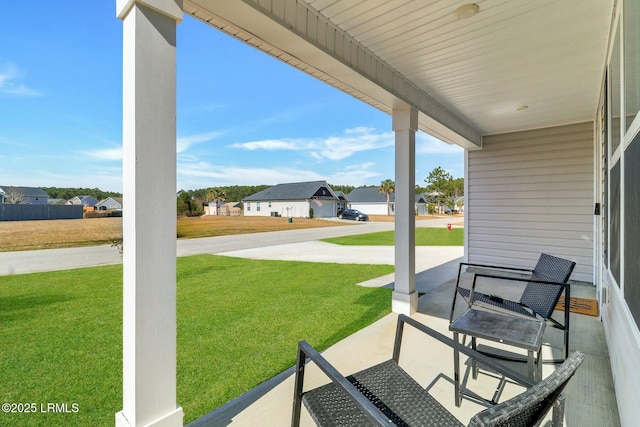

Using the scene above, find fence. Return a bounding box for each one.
[0,204,83,221]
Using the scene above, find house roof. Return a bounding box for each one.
[96,197,123,207]
[0,186,48,198]
[243,181,339,201]
[347,187,391,203]
[348,187,427,204]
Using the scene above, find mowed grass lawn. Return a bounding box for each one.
[322,227,464,246]
[0,255,393,427]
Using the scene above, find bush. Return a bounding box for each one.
[309,207,314,218]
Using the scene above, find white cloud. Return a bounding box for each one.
[83,146,123,161]
[231,127,394,161]
[230,139,300,151]
[326,162,382,186]
[177,159,324,189]
[0,63,41,97]
[177,131,223,153]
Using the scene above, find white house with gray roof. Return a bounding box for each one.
[347,187,427,215]
[243,181,339,218]
[0,186,49,204]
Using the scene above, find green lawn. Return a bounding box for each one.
[0,255,393,426]
[322,227,464,246]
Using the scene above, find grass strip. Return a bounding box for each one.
[0,255,393,426]
[322,227,464,246]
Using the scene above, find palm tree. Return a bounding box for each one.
[378,179,395,215]
[206,188,227,215]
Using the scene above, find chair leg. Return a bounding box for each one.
[552,394,566,427]
[291,346,306,427]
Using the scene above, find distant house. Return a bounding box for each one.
[347,187,428,215]
[347,187,392,215]
[335,191,349,214]
[206,201,241,216]
[68,195,99,207]
[96,197,123,211]
[0,186,49,205]
[243,180,339,218]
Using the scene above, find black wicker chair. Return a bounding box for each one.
[292,314,583,427]
[449,253,576,361]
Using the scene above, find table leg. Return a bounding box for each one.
[527,350,534,380]
[453,332,461,407]
[471,337,478,379]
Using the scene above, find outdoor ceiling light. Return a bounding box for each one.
[454,4,479,19]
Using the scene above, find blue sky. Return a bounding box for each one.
[0,2,463,193]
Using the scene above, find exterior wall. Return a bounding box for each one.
[350,202,390,215]
[244,200,311,218]
[601,270,640,427]
[467,122,594,282]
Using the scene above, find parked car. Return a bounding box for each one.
[339,209,369,221]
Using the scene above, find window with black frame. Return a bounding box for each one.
[624,130,640,325]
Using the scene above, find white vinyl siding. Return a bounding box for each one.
[467,122,594,282]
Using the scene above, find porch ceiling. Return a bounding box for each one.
[184,0,613,147]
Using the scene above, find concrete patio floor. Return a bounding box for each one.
[190,270,620,427]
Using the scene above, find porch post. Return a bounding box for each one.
[116,1,183,426]
[392,107,418,315]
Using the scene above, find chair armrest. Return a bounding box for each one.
[293,340,392,426]
[459,262,534,274]
[396,315,535,388]
[473,273,570,289]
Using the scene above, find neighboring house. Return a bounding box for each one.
[347,187,392,215]
[243,180,339,218]
[68,195,99,207]
[415,194,428,215]
[96,197,123,211]
[335,191,348,214]
[217,202,241,216]
[204,200,225,216]
[347,188,428,215]
[0,186,49,204]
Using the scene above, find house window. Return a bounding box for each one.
[257,202,261,211]
[625,131,640,325]
[610,162,621,286]
[246,202,251,211]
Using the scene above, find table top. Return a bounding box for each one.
[449,308,546,351]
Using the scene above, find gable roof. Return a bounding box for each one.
[347,187,427,204]
[347,187,391,203]
[243,181,339,201]
[0,186,48,198]
[96,197,123,207]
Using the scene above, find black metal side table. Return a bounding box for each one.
[449,308,546,406]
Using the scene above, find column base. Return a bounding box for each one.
[116,407,183,427]
[392,290,418,316]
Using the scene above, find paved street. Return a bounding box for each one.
[0,217,463,278]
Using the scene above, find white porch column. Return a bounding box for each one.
[392,107,418,315]
[116,1,183,426]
